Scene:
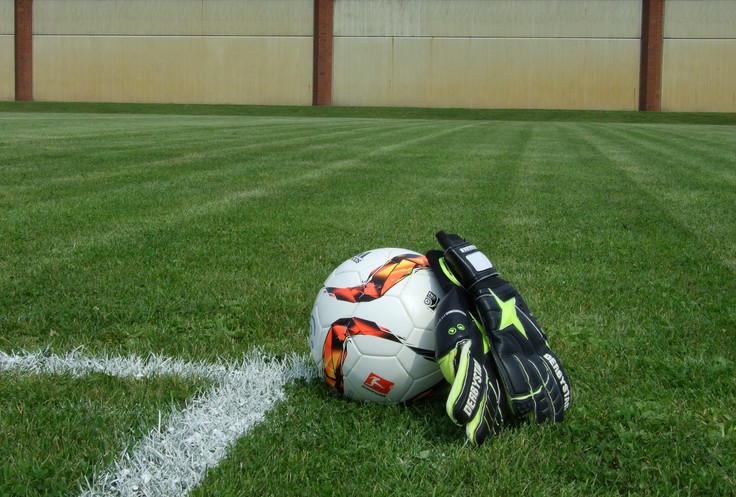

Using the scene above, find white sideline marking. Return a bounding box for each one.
[0,349,318,497]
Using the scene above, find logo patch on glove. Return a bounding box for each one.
[543,353,571,410]
[463,358,484,417]
[491,292,527,338]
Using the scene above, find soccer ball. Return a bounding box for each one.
[308,248,446,403]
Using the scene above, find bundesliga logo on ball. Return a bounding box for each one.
[309,248,446,403]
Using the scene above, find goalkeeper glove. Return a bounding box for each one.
[427,251,507,445]
[435,231,571,424]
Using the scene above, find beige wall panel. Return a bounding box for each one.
[335,0,641,38]
[0,36,13,100]
[661,39,736,112]
[35,0,202,36]
[200,0,312,36]
[35,0,312,36]
[0,0,13,34]
[0,0,13,100]
[665,0,736,39]
[333,37,639,110]
[33,36,313,105]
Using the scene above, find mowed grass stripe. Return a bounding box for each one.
[604,124,736,185]
[1,116,437,212]
[564,125,736,373]
[624,123,736,166]
[0,116,428,249]
[1,116,482,357]
[0,114,361,155]
[0,116,406,186]
[3,126,463,289]
[572,123,736,273]
[611,125,736,271]
[1,117,451,200]
[1,118,476,263]
[353,120,542,234]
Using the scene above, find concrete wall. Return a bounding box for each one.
[332,0,642,110]
[0,0,14,101]
[33,0,314,105]
[4,0,735,111]
[662,0,736,112]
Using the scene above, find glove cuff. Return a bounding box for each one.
[435,231,500,293]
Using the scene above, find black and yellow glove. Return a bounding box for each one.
[427,252,507,445]
[434,231,571,424]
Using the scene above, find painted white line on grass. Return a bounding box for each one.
[0,349,318,497]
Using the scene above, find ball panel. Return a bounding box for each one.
[314,291,358,329]
[322,269,362,288]
[308,312,323,366]
[350,332,403,358]
[325,249,426,304]
[344,355,411,403]
[402,370,446,401]
[309,289,357,370]
[404,326,437,354]
[341,337,359,372]
[396,345,436,376]
[349,296,414,339]
[397,268,444,330]
[329,248,418,282]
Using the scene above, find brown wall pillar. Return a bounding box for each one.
[313,0,334,106]
[15,0,33,101]
[639,0,664,111]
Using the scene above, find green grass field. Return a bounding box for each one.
[1,103,735,496]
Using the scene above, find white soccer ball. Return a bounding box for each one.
[309,248,446,403]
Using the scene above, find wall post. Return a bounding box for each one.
[15,0,33,101]
[639,0,665,111]
[313,0,334,106]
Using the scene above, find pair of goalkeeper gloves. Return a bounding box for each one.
[427,232,571,445]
